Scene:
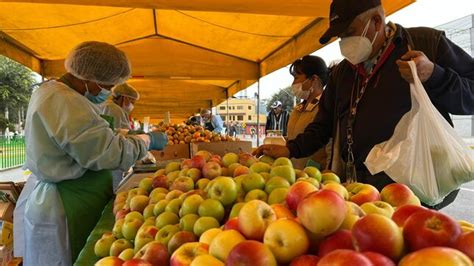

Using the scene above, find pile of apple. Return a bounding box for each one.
[153,124,236,145]
[95,150,474,266]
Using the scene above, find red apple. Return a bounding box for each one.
[352,214,404,261]
[362,252,396,266]
[391,204,428,227]
[191,155,207,169]
[238,200,276,240]
[167,231,198,255]
[134,241,169,266]
[289,254,320,266]
[233,166,250,177]
[380,183,421,207]
[122,259,152,266]
[296,190,346,236]
[238,153,258,167]
[170,242,209,266]
[152,175,169,189]
[224,217,240,231]
[181,159,194,170]
[453,231,474,260]
[271,203,295,220]
[317,249,373,266]
[285,181,318,211]
[202,161,222,180]
[226,240,277,266]
[403,210,462,251]
[346,183,381,205]
[318,229,354,257]
[115,209,130,221]
[399,247,472,266]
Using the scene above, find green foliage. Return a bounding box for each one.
[0,55,35,130]
[266,86,297,112]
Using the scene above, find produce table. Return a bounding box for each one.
[74,200,115,266]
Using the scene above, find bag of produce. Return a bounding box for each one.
[365,61,473,206]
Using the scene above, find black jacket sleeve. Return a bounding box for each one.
[423,33,474,115]
[287,77,335,158]
[265,113,272,131]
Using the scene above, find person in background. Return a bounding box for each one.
[13,41,168,266]
[201,109,224,134]
[101,83,139,132]
[254,0,474,209]
[287,55,331,170]
[265,100,290,137]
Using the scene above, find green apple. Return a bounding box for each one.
[265,176,291,194]
[126,188,148,205]
[241,173,265,193]
[258,155,275,165]
[198,199,225,222]
[94,232,116,258]
[134,225,159,253]
[186,168,202,182]
[245,189,268,202]
[125,211,144,222]
[229,202,246,219]
[165,198,183,215]
[195,179,210,191]
[149,191,166,204]
[270,165,296,184]
[193,216,220,237]
[139,177,154,193]
[268,187,289,205]
[154,168,166,177]
[130,195,150,213]
[249,162,272,174]
[165,190,183,200]
[360,201,394,218]
[180,194,204,217]
[122,218,144,240]
[223,153,239,167]
[273,157,293,167]
[118,248,135,261]
[151,187,169,195]
[297,177,320,188]
[112,218,125,239]
[165,161,181,174]
[144,216,156,226]
[260,172,272,182]
[155,211,180,229]
[321,172,341,184]
[167,171,181,185]
[153,199,169,216]
[295,169,309,179]
[143,204,156,219]
[171,176,194,192]
[179,168,189,177]
[207,176,238,206]
[180,213,200,232]
[303,166,322,182]
[155,224,180,247]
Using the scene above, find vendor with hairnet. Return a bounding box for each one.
[102,83,139,131]
[13,41,167,266]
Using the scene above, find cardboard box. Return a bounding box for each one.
[116,173,158,194]
[0,205,13,224]
[151,144,190,161]
[190,141,252,157]
[0,221,12,246]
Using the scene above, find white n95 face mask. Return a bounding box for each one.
[339,19,379,65]
[291,80,312,100]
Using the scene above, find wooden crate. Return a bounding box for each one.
[190,141,252,157]
[151,144,190,161]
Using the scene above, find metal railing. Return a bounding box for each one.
[0,136,26,170]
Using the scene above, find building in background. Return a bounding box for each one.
[437,14,474,143]
[216,98,266,136]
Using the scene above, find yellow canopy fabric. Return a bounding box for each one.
[0,0,414,121]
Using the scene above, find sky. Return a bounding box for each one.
[238,0,474,100]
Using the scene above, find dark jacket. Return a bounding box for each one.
[266,110,290,136]
[287,24,474,207]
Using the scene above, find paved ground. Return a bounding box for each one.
[1,166,472,223]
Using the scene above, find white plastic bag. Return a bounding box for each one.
[365,61,474,206]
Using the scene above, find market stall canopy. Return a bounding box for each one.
[0,0,414,121]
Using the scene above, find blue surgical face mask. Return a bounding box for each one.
[84,82,111,104]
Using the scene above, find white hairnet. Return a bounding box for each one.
[65,41,131,86]
[112,83,140,100]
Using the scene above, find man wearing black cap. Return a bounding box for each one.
[254,0,474,209]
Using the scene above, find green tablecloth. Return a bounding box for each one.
[74,199,115,266]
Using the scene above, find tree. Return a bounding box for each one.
[0,55,36,133]
[266,86,297,113]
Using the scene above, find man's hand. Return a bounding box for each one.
[396,50,435,83]
[252,144,290,158]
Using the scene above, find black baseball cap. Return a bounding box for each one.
[319,0,381,44]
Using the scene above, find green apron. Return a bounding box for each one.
[56,169,114,262]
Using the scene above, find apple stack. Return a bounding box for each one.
[95,151,474,266]
[153,124,236,145]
